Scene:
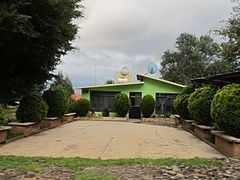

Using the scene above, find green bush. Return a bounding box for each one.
[182,86,195,94]
[73,98,90,117]
[211,84,240,138]
[16,94,48,123]
[188,86,216,126]
[113,93,131,117]
[141,94,155,118]
[0,107,7,125]
[173,94,191,119]
[42,88,69,117]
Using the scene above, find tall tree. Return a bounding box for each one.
[218,2,240,70]
[160,33,231,85]
[0,0,82,104]
[50,72,74,96]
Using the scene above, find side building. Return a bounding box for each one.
[74,73,185,118]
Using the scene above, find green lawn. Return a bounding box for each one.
[0,155,222,180]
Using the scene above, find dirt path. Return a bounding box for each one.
[0,121,223,159]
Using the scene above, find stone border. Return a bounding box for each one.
[182,120,194,132]
[141,118,179,127]
[212,131,240,158]
[0,126,11,143]
[8,122,40,137]
[63,113,76,123]
[192,123,213,142]
[44,117,61,128]
[77,117,128,122]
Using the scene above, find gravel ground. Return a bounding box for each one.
[0,158,239,180]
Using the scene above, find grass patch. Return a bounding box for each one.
[73,172,117,180]
[0,155,222,172]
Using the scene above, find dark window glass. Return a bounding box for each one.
[155,93,178,114]
[90,91,120,112]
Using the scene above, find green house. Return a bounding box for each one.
[74,74,185,118]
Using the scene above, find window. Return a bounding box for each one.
[90,91,120,112]
[155,93,178,114]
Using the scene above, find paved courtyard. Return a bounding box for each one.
[0,121,223,159]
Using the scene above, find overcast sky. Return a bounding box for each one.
[56,0,234,89]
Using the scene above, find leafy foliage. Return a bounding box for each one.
[160,33,232,85]
[0,0,83,104]
[141,95,156,118]
[218,3,240,71]
[173,86,195,119]
[113,93,131,117]
[211,84,240,137]
[181,86,195,94]
[188,86,216,126]
[173,94,192,120]
[50,71,74,96]
[72,99,90,117]
[42,89,69,117]
[16,94,48,123]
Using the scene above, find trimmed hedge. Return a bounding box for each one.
[113,93,131,117]
[173,86,195,119]
[211,84,240,138]
[16,94,48,123]
[173,94,191,119]
[73,98,90,117]
[141,94,155,118]
[188,86,216,126]
[42,88,69,117]
[181,86,195,94]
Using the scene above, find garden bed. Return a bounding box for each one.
[63,113,76,123]
[8,122,40,137]
[141,118,179,127]
[0,126,11,143]
[77,116,128,122]
[212,131,240,158]
[192,123,212,142]
[44,117,61,128]
[182,120,194,132]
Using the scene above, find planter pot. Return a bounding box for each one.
[44,117,61,128]
[182,120,194,132]
[0,126,11,143]
[78,117,128,122]
[193,123,212,142]
[8,122,40,137]
[63,113,76,123]
[141,118,179,127]
[212,131,240,158]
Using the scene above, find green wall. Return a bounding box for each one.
[81,77,184,117]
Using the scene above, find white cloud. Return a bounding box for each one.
[57,0,234,88]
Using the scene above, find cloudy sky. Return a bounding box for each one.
[56,0,234,90]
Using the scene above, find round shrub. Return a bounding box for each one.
[73,98,90,117]
[42,88,69,117]
[181,86,195,94]
[188,86,216,126]
[211,84,240,137]
[173,94,191,119]
[173,86,195,119]
[113,93,131,117]
[141,94,155,118]
[16,94,48,123]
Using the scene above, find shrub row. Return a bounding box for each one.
[174,84,240,138]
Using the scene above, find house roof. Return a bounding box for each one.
[71,94,81,100]
[191,71,240,86]
[136,73,186,88]
[73,82,144,90]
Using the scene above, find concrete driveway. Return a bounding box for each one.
[0,121,223,159]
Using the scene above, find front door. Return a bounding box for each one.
[129,92,142,119]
